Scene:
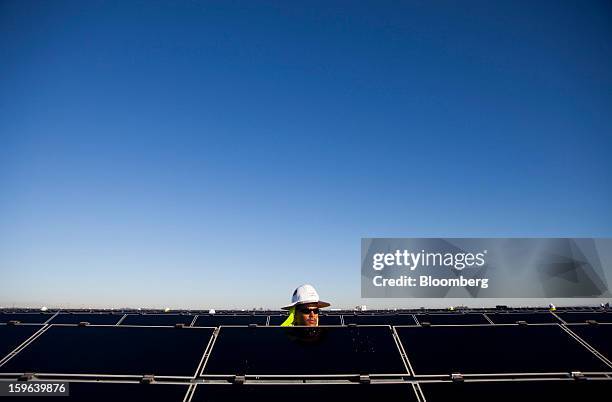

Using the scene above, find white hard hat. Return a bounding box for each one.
[281,284,331,310]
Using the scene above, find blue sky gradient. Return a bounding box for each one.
[1,0,611,309]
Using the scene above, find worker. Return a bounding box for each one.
[280,284,331,326]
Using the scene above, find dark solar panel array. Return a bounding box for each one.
[343,314,416,325]
[414,313,489,325]
[420,379,612,401]
[1,326,214,377]
[555,312,612,323]
[194,315,268,327]
[2,383,190,402]
[202,326,407,375]
[486,312,560,324]
[191,383,419,401]
[49,313,123,325]
[567,324,612,362]
[396,324,610,375]
[121,314,195,326]
[9,310,610,327]
[0,313,53,324]
[0,324,42,361]
[0,309,610,401]
[315,315,343,325]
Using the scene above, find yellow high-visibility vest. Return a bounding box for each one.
[280,307,295,326]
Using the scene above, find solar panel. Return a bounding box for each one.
[555,312,612,324]
[419,379,612,401]
[191,383,418,401]
[194,315,267,327]
[487,312,560,324]
[342,314,416,325]
[202,326,407,376]
[120,314,195,326]
[1,307,609,401]
[317,315,342,325]
[267,315,287,325]
[0,325,42,361]
[396,325,610,375]
[414,313,489,325]
[0,381,190,401]
[49,313,123,325]
[568,324,612,362]
[0,313,53,324]
[0,325,214,377]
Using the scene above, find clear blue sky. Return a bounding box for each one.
[1,1,611,309]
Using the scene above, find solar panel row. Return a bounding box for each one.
[1,316,611,401]
[1,324,610,378]
[202,326,407,375]
[0,325,42,363]
[395,325,611,375]
[2,312,611,326]
[0,326,214,377]
[0,380,610,401]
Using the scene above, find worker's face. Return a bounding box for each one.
[295,303,319,326]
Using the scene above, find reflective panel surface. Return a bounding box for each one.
[414,313,489,325]
[568,324,612,362]
[343,315,416,325]
[202,326,407,375]
[0,325,42,361]
[0,326,214,376]
[420,379,612,401]
[397,325,610,375]
[194,315,267,327]
[120,314,195,326]
[49,314,123,325]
